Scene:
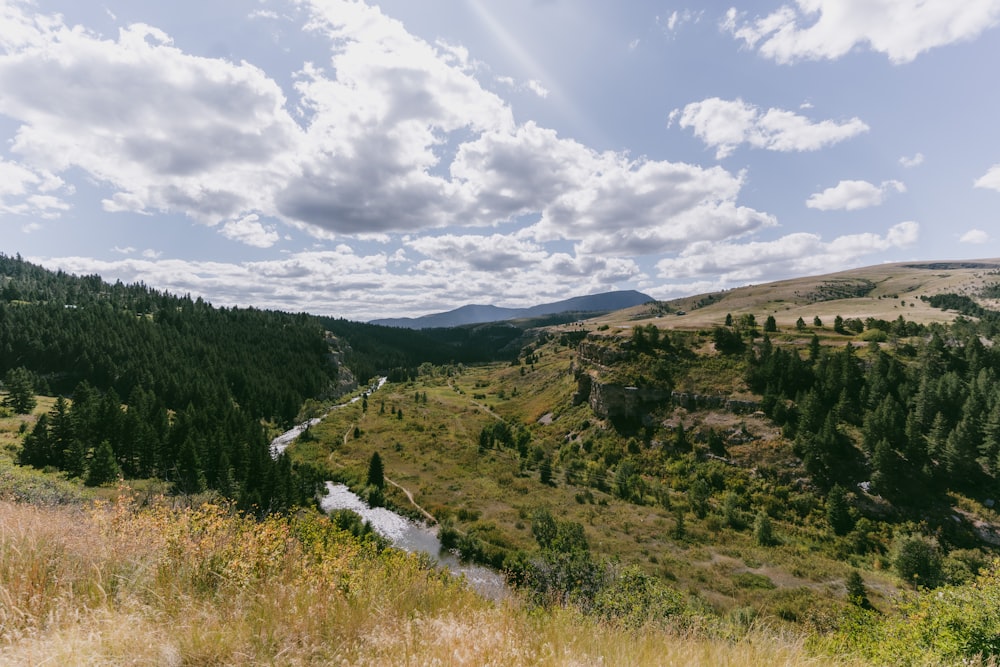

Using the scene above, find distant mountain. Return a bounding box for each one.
[370,290,654,329]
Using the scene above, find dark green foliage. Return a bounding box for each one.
[366,451,385,489]
[826,484,854,536]
[712,326,744,354]
[845,570,873,609]
[539,456,553,485]
[763,315,777,332]
[753,510,775,546]
[892,534,943,588]
[85,440,121,487]
[2,366,36,414]
[0,255,325,513]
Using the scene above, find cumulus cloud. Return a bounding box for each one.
[806,179,905,211]
[0,15,301,225]
[32,244,641,321]
[975,165,1000,191]
[0,158,71,217]
[671,97,868,159]
[899,153,924,168]
[656,221,919,283]
[219,214,280,248]
[408,233,548,271]
[722,1,1000,64]
[526,79,550,98]
[959,229,990,244]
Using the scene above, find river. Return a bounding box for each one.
[270,378,507,600]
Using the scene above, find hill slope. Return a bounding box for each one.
[592,260,1000,330]
[370,290,654,328]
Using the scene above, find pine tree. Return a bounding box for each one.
[85,439,121,487]
[18,413,51,468]
[826,484,854,535]
[753,510,775,546]
[366,451,385,489]
[845,570,873,609]
[176,435,206,494]
[539,456,553,485]
[2,366,36,414]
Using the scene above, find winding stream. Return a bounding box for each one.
[270,378,507,600]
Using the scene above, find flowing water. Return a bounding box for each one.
[270,378,507,600]
[319,482,507,600]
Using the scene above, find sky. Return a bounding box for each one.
[1,0,999,321]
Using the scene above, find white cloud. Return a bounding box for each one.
[657,221,919,283]
[0,158,70,217]
[723,1,1000,64]
[0,15,301,225]
[806,179,905,211]
[219,214,280,248]
[112,246,136,255]
[975,164,1000,191]
[451,122,776,256]
[673,97,868,159]
[526,79,550,98]
[958,229,990,245]
[0,0,777,267]
[959,229,990,244]
[21,221,41,234]
[408,233,548,271]
[899,153,924,168]
[659,10,703,34]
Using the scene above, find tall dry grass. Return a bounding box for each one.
[0,493,857,666]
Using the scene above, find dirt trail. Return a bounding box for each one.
[385,477,436,524]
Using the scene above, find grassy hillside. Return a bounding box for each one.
[6,258,1000,664]
[0,447,850,665]
[596,260,1000,331]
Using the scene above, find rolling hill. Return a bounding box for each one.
[369,289,654,328]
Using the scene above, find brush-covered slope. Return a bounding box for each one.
[596,260,1000,330]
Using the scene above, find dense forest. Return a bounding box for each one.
[0,254,348,511]
[0,253,537,510]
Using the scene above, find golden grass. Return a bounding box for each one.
[0,494,862,666]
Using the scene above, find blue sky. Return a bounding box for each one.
[1,0,999,320]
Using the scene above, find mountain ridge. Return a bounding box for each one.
[369,289,654,329]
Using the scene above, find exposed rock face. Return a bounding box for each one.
[573,371,759,420]
[572,334,760,420]
[670,392,760,414]
[574,370,669,419]
[576,337,631,367]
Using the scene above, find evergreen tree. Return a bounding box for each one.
[753,510,775,546]
[85,439,121,486]
[18,413,51,468]
[539,456,553,486]
[366,451,385,489]
[176,435,206,494]
[2,366,36,414]
[944,416,979,483]
[826,484,854,536]
[764,315,777,332]
[48,396,72,470]
[845,570,873,609]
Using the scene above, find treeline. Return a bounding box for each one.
[0,253,336,509]
[747,323,1000,511]
[319,318,527,383]
[0,254,338,427]
[17,380,323,511]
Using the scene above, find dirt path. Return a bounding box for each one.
[385,477,437,524]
